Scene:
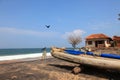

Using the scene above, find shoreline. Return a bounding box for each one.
[0,52,51,61]
[0,52,52,65]
[0,56,53,65]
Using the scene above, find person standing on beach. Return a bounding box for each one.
[41,47,47,63]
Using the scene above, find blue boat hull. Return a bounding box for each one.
[65,50,120,59]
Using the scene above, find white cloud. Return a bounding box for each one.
[0,27,59,37]
[72,29,85,36]
[62,29,86,39]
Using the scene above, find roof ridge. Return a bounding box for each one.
[86,33,110,40]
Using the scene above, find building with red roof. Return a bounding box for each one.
[85,33,112,48]
[113,36,120,47]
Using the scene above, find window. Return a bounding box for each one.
[88,41,92,45]
[98,41,103,44]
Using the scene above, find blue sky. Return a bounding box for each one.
[0,0,120,48]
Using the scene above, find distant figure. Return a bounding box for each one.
[45,25,50,28]
[41,47,47,63]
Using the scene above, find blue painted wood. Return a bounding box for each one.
[65,50,120,59]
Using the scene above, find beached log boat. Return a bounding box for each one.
[51,47,120,73]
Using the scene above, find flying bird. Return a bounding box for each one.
[45,25,50,28]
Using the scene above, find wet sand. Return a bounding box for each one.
[0,57,120,80]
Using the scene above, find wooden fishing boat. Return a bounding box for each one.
[51,47,120,73]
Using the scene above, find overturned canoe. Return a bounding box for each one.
[51,47,120,71]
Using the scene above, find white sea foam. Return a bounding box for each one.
[0,52,51,61]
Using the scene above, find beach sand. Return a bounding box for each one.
[0,56,120,80]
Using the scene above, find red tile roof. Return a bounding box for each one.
[113,36,120,40]
[86,33,110,40]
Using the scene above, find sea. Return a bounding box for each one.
[0,48,51,61]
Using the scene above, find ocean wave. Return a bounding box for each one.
[0,52,51,61]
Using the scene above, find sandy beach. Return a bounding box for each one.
[0,55,120,80]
